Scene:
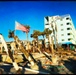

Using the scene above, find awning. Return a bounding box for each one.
[62,42,72,45]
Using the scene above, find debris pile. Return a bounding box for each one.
[0,31,76,74]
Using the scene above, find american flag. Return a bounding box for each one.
[15,21,29,33]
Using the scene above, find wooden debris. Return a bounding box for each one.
[24,67,50,74]
[0,68,4,74]
[51,55,59,65]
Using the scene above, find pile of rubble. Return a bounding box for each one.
[0,49,76,74]
[0,32,76,74]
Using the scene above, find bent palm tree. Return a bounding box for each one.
[44,28,52,44]
[44,28,54,54]
[8,30,39,70]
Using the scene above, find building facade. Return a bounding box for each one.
[44,14,76,46]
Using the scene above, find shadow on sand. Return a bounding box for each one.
[29,53,60,74]
[64,58,76,74]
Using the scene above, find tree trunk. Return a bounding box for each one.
[51,36,54,55]
[26,32,29,50]
[43,35,45,51]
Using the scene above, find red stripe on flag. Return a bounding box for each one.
[15,21,29,32]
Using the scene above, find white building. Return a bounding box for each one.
[44,14,76,46]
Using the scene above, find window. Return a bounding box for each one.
[62,39,64,41]
[61,29,64,31]
[46,23,49,25]
[66,23,70,25]
[60,18,63,21]
[45,16,49,22]
[66,17,71,20]
[61,24,63,26]
[66,17,70,20]
[67,28,71,30]
[66,23,71,25]
[61,34,64,36]
[68,38,71,41]
[67,33,71,35]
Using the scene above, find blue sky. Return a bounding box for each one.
[0,1,76,42]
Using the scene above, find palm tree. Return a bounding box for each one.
[33,30,41,46]
[40,31,45,40]
[30,30,41,52]
[50,22,58,64]
[44,28,54,53]
[44,28,52,44]
[8,30,39,70]
[40,31,46,51]
[51,21,57,50]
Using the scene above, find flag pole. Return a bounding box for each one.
[26,32,29,50]
[15,29,16,36]
[15,21,16,36]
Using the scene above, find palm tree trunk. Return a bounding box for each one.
[36,36,38,47]
[43,35,45,51]
[48,35,54,54]
[26,32,29,50]
[51,36,54,55]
